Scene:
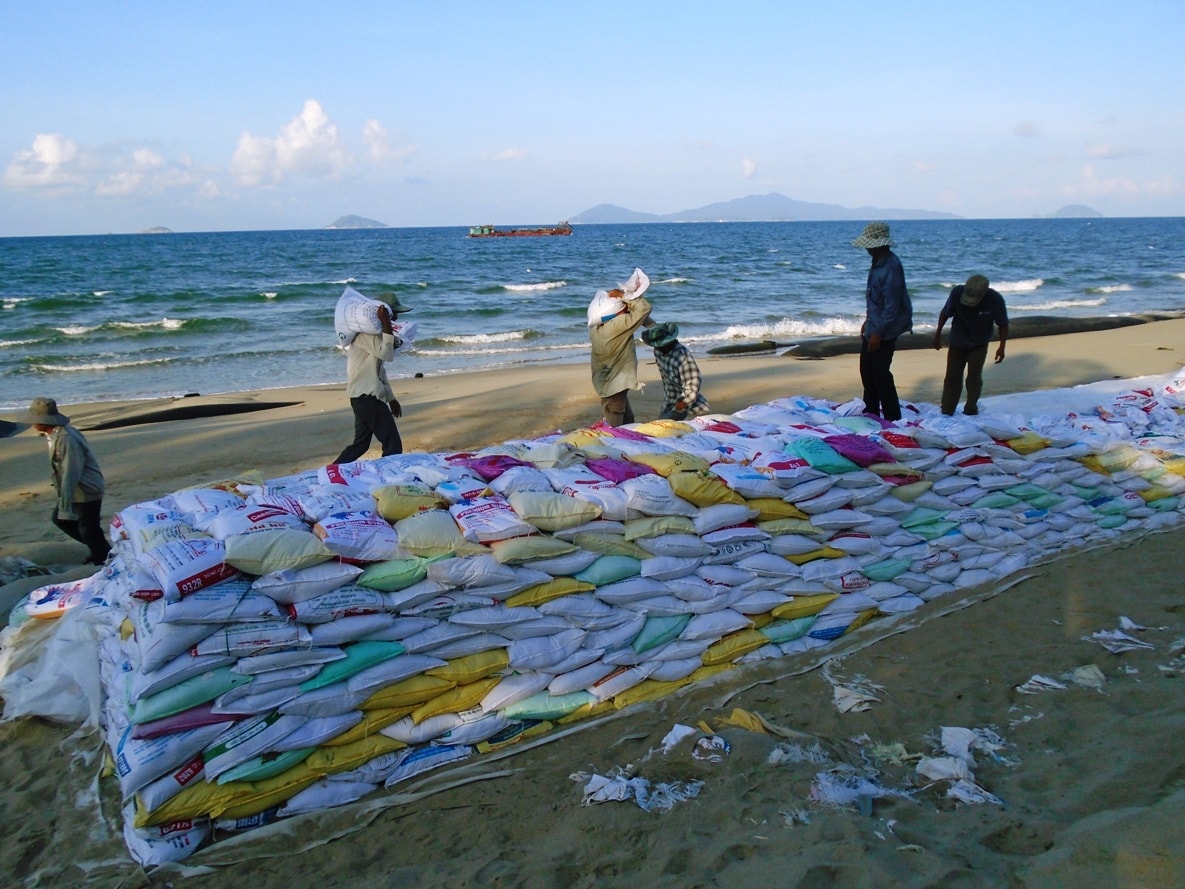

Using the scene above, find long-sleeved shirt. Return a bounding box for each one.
[589,296,652,397]
[47,424,105,519]
[864,250,913,340]
[655,343,710,416]
[344,331,397,400]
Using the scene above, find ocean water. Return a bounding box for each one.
[1,218,1184,412]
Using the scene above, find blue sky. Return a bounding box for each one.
[2,1,1183,236]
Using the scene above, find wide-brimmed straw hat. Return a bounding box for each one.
[852,221,894,249]
[960,274,990,307]
[23,396,70,426]
[642,321,679,349]
[376,292,414,313]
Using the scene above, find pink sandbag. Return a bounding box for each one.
[132,702,240,740]
[823,433,895,467]
[585,457,657,483]
[589,421,653,442]
[456,454,533,481]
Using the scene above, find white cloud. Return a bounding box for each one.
[3,133,88,190]
[741,157,757,179]
[911,160,938,174]
[231,99,350,186]
[1085,143,1145,160]
[1062,163,1182,200]
[363,119,414,164]
[491,147,526,162]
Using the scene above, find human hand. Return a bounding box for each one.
[932,331,942,350]
[994,345,1005,364]
[389,398,402,418]
[868,333,882,352]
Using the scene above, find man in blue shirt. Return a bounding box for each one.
[933,274,1009,416]
[853,222,913,421]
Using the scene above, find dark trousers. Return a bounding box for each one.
[600,390,635,427]
[859,336,901,421]
[941,343,989,415]
[52,500,111,564]
[335,395,403,463]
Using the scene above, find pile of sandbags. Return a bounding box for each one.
[9,372,1185,867]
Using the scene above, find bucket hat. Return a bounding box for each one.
[376,292,414,313]
[23,396,70,426]
[960,274,990,307]
[642,321,679,349]
[852,221,894,249]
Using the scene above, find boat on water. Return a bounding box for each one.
[467,221,572,238]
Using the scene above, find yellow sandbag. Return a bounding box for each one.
[411,676,501,724]
[507,491,602,531]
[757,517,826,539]
[610,663,732,709]
[771,594,839,620]
[474,719,555,754]
[890,480,933,501]
[362,674,456,710]
[374,483,445,520]
[786,546,846,565]
[866,462,924,479]
[556,428,609,448]
[505,576,596,608]
[667,470,747,507]
[625,450,711,477]
[425,649,510,684]
[623,514,697,540]
[702,628,769,666]
[570,533,649,559]
[488,534,579,564]
[323,706,415,746]
[555,698,615,725]
[744,497,809,521]
[629,419,694,438]
[845,608,878,634]
[137,733,404,827]
[1002,430,1051,455]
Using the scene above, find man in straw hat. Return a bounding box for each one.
[641,321,710,420]
[334,291,412,463]
[20,396,111,564]
[852,221,913,421]
[587,268,655,426]
[933,274,1009,415]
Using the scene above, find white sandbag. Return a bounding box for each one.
[280,778,378,818]
[639,555,703,581]
[507,628,587,671]
[286,586,388,624]
[480,671,555,712]
[619,475,698,518]
[450,496,536,543]
[633,533,714,558]
[588,662,659,701]
[334,285,385,347]
[116,720,231,798]
[680,609,752,642]
[309,613,396,646]
[250,560,363,605]
[693,503,758,535]
[313,511,399,562]
[190,620,311,659]
[131,599,219,673]
[298,485,378,523]
[383,744,471,787]
[200,504,309,540]
[122,804,211,868]
[345,653,449,697]
[140,538,240,602]
[232,647,346,675]
[548,660,618,696]
[537,594,626,629]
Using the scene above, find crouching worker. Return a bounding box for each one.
[21,396,111,565]
[642,322,710,421]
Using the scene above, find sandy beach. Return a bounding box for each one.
[2,319,1185,888]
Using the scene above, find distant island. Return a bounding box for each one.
[324,215,389,229]
[570,193,961,225]
[139,226,173,234]
[1046,204,1103,218]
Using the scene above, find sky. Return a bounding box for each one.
[2,1,1183,237]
